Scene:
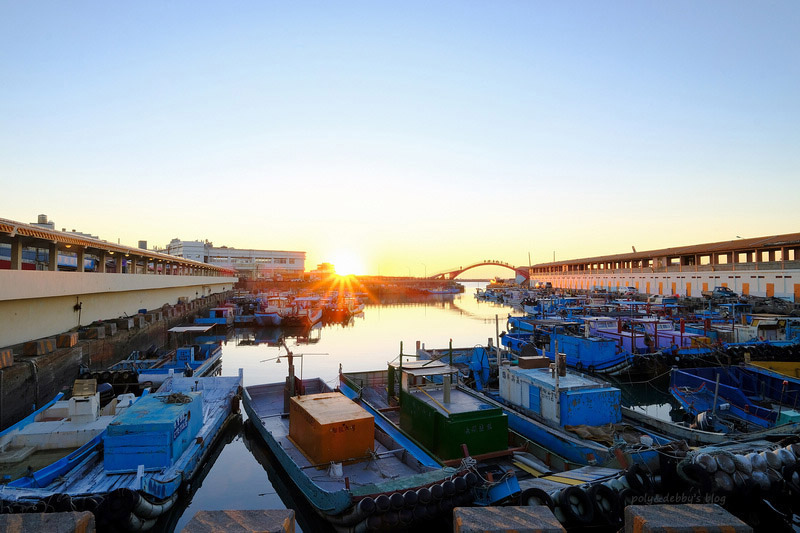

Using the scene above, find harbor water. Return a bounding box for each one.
[169,281,516,532]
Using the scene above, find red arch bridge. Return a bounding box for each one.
[429,261,529,280]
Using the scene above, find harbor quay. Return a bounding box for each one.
[0,291,230,430]
[2,224,800,532]
[0,503,753,532]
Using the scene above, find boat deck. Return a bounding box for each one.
[2,375,241,501]
[246,382,438,495]
[405,386,494,417]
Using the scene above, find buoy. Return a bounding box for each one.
[374,494,391,512]
[748,452,768,473]
[519,487,554,509]
[555,486,594,526]
[761,450,782,471]
[399,508,414,525]
[389,492,404,510]
[441,480,456,497]
[381,510,400,528]
[357,497,375,516]
[694,453,717,473]
[132,492,177,519]
[625,465,654,495]
[715,454,736,474]
[750,470,771,492]
[733,454,752,475]
[589,484,621,525]
[713,470,734,493]
[416,487,432,504]
[412,505,427,521]
[776,448,795,467]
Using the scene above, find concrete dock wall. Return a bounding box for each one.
[0,293,228,430]
[0,271,236,347]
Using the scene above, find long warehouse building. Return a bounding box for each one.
[529,232,800,301]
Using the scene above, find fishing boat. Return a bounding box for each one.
[340,359,510,464]
[79,347,172,394]
[503,319,647,376]
[243,361,475,531]
[254,296,288,326]
[0,380,139,482]
[339,354,668,529]
[323,296,365,323]
[137,341,223,386]
[282,296,323,327]
[669,365,800,433]
[0,372,243,530]
[194,306,235,326]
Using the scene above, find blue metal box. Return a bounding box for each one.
[500,366,621,427]
[104,391,203,472]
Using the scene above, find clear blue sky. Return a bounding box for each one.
[2,1,798,276]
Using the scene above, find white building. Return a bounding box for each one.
[166,239,305,280]
[529,232,800,301]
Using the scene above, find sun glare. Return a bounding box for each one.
[330,252,363,276]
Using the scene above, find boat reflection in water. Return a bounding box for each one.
[241,421,335,533]
[154,418,242,532]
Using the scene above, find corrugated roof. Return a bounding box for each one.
[533,232,800,267]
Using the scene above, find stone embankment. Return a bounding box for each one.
[0,292,231,429]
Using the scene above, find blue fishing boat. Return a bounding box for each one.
[194,306,235,326]
[243,370,476,531]
[480,357,668,468]
[503,319,645,376]
[253,296,287,326]
[137,341,222,386]
[0,380,139,482]
[0,372,243,530]
[338,353,680,531]
[669,366,800,432]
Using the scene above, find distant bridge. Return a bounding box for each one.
[429,260,529,280]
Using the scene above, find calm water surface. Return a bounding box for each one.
[169,281,515,532]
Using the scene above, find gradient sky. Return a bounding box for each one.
[2,2,798,276]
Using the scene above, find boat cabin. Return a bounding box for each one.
[390,360,508,461]
[194,306,235,326]
[499,361,621,428]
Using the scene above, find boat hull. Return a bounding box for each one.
[0,373,243,528]
[243,380,471,529]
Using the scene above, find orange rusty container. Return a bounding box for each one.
[289,392,374,465]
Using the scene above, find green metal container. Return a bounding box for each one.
[399,388,507,461]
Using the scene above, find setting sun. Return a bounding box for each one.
[329,252,364,276]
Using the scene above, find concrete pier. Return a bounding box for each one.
[0,511,95,533]
[624,504,752,533]
[453,506,565,533]
[182,510,295,533]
